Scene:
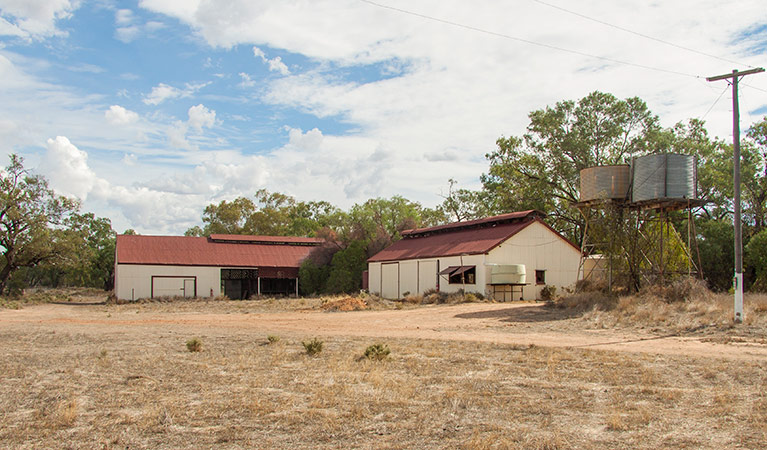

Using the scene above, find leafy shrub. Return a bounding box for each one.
[302,337,324,355]
[364,343,391,361]
[186,338,202,352]
[540,285,557,301]
[267,335,280,344]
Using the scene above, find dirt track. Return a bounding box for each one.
[2,302,766,361]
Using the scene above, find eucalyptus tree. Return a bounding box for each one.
[0,155,78,294]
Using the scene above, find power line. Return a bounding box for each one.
[358,0,703,79]
[531,0,755,69]
[741,82,767,94]
[700,85,730,121]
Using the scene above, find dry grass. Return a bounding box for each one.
[552,278,767,337]
[2,286,767,448]
[1,310,766,449]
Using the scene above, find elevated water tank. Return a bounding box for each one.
[490,264,526,284]
[631,154,697,202]
[579,165,631,201]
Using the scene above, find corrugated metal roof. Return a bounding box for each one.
[209,234,323,245]
[116,235,318,268]
[401,210,543,237]
[368,220,534,262]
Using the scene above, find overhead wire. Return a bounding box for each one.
[700,85,730,121]
[358,0,703,79]
[741,83,767,95]
[530,0,756,69]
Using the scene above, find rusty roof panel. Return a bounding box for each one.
[116,235,317,268]
[368,220,533,263]
[401,210,543,237]
[209,234,323,245]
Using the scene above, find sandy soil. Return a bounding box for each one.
[2,301,765,361]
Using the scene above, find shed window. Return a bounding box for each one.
[535,270,546,285]
[448,266,476,285]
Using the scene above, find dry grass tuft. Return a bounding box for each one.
[321,296,367,312]
[553,278,767,334]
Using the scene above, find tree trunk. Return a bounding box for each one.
[0,262,14,295]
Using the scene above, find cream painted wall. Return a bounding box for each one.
[486,221,581,299]
[399,260,418,296]
[380,263,399,299]
[369,262,382,296]
[418,260,438,293]
[115,264,221,300]
[367,221,581,300]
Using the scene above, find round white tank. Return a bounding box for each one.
[490,264,526,284]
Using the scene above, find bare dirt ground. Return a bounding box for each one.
[1,299,766,449]
[3,301,766,360]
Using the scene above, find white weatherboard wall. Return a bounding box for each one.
[115,264,221,300]
[368,221,580,300]
[486,221,581,299]
[369,254,486,299]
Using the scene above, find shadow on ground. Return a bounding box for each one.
[454,304,583,323]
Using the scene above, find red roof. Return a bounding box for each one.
[209,234,323,245]
[402,210,544,236]
[368,212,578,263]
[116,235,319,268]
[368,219,535,263]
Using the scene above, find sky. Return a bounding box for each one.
[0,0,766,235]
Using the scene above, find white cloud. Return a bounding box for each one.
[113,9,164,43]
[267,56,289,75]
[115,25,141,43]
[252,45,289,75]
[39,136,97,201]
[0,0,76,39]
[122,153,138,166]
[143,83,181,105]
[115,9,133,26]
[105,105,139,125]
[238,72,255,88]
[288,127,322,150]
[142,81,210,105]
[187,104,216,131]
[167,120,191,149]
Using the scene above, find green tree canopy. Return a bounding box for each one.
[482,91,660,241]
[0,155,79,294]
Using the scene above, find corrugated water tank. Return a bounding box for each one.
[631,154,697,202]
[490,264,526,284]
[579,165,631,201]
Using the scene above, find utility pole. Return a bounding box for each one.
[707,67,765,323]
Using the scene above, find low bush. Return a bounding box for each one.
[186,338,202,352]
[267,335,280,344]
[302,338,324,355]
[364,343,390,361]
[540,285,557,301]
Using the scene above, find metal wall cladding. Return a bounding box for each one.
[631,154,697,202]
[579,165,631,201]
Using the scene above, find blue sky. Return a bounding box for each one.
[1,0,766,234]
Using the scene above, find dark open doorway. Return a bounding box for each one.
[221,268,259,300]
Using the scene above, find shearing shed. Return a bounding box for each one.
[114,234,322,301]
[367,211,581,301]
